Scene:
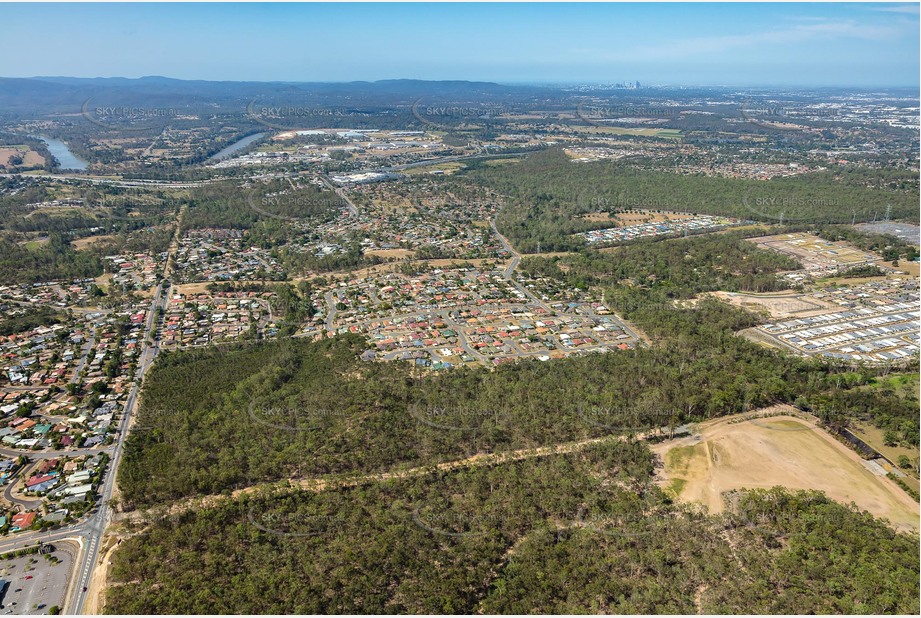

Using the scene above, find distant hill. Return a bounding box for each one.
[0,76,558,118]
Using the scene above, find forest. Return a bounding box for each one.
[107,441,919,614]
[452,149,920,252]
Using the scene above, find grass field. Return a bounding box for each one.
[403,162,466,176]
[653,412,920,533]
[364,248,416,259]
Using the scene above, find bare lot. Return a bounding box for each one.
[653,412,920,533]
[364,248,416,259]
[71,235,116,250]
[750,232,876,271]
[711,290,835,318]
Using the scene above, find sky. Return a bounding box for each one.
[2,2,919,87]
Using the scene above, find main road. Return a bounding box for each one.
[0,212,184,614]
[0,278,167,613]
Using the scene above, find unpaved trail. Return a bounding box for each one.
[116,430,649,526]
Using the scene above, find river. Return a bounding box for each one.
[35,136,89,171]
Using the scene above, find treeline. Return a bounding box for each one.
[803,386,919,447]
[519,230,800,297]
[0,226,173,285]
[0,307,63,336]
[520,231,919,442]
[107,442,919,614]
[0,233,104,284]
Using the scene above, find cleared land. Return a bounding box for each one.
[577,125,683,138]
[711,290,835,318]
[72,234,116,250]
[364,248,416,259]
[579,210,695,225]
[750,232,876,271]
[653,411,920,533]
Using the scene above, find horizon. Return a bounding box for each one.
[2,2,919,87]
[7,75,921,90]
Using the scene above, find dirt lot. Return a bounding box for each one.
[710,290,836,318]
[751,232,876,270]
[365,248,416,259]
[72,234,115,250]
[652,411,920,533]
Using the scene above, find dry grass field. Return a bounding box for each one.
[365,248,416,259]
[577,125,683,138]
[653,411,920,533]
[0,146,45,168]
[72,234,116,250]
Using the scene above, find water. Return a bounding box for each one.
[35,136,88,171]
[208,132,265,162]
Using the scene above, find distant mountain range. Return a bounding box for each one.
[0,76,559,116]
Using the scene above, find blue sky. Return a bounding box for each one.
[2,2,919,86]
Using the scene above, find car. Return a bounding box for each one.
[24,576,33,580]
